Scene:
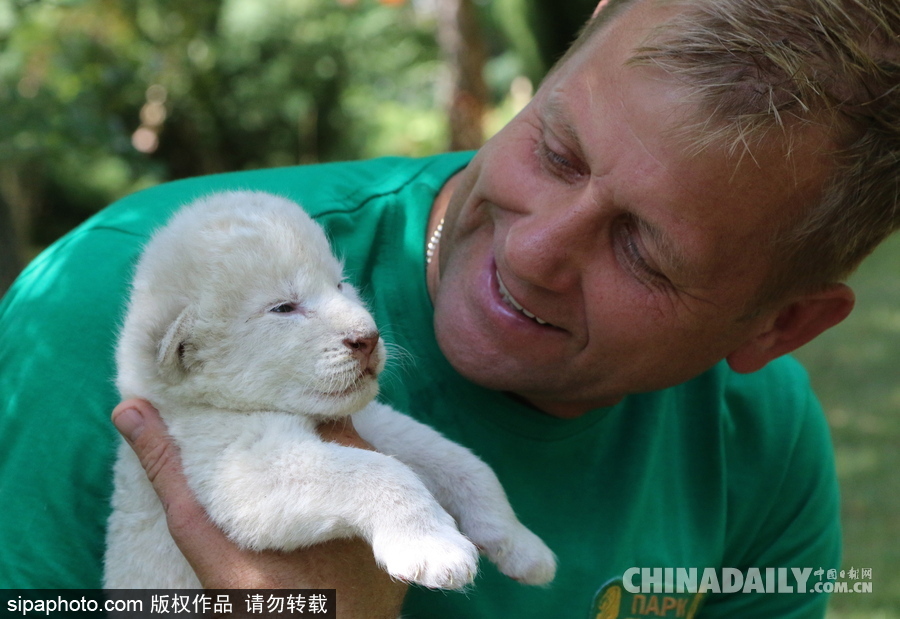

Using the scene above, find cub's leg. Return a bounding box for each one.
[171,411,478,590]
[354,403,557,585]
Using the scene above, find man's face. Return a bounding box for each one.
[431,0,833,417]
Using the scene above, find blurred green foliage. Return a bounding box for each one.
[0,0,597,255]
[1,0,450,247]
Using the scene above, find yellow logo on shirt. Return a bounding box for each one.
[591,579,704,618]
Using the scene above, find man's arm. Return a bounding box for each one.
[112,399,407,618]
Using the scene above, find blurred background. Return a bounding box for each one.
[0,0,599,288]
[0,0,896,615]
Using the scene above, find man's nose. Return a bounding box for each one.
[505,202,605,292]
[343,330,380,372]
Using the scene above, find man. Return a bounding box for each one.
[1,0,897,617]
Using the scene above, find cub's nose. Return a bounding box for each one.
[343,330,380,372]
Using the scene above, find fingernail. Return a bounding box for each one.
[113,407,145,442]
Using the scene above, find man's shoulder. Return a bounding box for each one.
[680,356,820,432]
[680,357,837,512]
[719,355,824,442]
[84,153,473,239]
[724,354,814,399]
[655,356,832,470]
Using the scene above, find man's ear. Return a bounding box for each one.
[726,283,855,374]
[157,305,199,376]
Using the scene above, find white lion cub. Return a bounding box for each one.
[104,191,556,590]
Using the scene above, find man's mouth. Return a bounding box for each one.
[496,270,554,327]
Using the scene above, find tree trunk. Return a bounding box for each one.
[437,0,489,151]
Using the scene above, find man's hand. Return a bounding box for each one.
[111,399,407,618]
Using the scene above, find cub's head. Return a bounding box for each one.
[117,191,385,419]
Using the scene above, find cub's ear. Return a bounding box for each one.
[157,305,199,376]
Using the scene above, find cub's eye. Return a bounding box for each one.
[269,303,297,314]
[337,282,344,291]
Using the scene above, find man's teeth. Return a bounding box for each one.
[496,271,550,326]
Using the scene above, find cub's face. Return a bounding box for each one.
[157,244,386,419]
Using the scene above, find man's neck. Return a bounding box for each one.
[509,392,623,419]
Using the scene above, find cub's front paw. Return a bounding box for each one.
[372,527,478,590]
[479,524,557,586]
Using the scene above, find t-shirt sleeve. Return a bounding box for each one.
[700,366,841,618]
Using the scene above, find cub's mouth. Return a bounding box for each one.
[319,369,377,399]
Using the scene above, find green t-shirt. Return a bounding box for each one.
[0,153,840,618]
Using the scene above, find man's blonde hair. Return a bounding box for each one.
[570,0,900,307]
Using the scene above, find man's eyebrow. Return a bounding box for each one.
[543,96,587,155]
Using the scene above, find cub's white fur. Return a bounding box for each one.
[104,191,556,590]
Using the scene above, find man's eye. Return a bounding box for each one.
[614,221,669,287]
[536,139,586,181]
[542,142,574,169]
[269,303,296,313]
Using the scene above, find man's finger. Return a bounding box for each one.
[317,417,374,450]
[112,399,184,485]
[111,400,205,532]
